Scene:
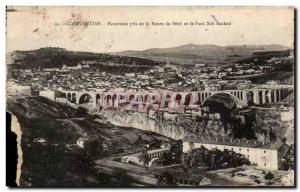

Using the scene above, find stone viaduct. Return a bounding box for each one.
[58,85,293,112]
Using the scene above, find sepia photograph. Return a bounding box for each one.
[6,6,295,187]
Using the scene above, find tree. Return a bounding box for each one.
[158,172,176,186]
[264,172,274,180]
[84,139,104,160]
[140,149,150,168]
[170,140,183,164]
[111,168,134,186]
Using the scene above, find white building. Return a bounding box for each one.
[39,90,56,101]
[7,81,32,96]
[267,80,281,85]
[137,74,149,80]
[125,73,136,78]
[62,63,82,70]
[76,137,89,148]
[183,137,287,171]
[195,64,206,67]
[204,83,221,91]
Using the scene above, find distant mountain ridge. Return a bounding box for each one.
[114,44,290,65]
[7,44,291,70]
[7,47,162,69]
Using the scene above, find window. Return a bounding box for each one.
[264,150,266,153]
[239,148,241,151]
[247,149,249,152]
[264,163,267,166]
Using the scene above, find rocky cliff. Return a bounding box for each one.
[99,110,185,139]
[98,106,294,144]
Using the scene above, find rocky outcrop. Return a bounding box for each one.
[98,110,185,139]
[254,107,294,144]
[98,106,294,144]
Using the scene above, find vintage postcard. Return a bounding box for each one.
[6,6,295,187]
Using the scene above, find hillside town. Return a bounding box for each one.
[8,49,293,94]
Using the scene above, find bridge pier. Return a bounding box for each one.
[262,91,266,104]
[273,90,277,103]
[252,90,259,105]
[92,94,97,109]
[242,90,248,104]
[76,94,80,104]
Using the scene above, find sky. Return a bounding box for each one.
[6,6,294,53]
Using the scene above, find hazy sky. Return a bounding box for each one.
[6,6,294,53]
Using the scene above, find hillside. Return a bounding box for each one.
[245,72,294,84]
[7,47,162,70]
[7,96,173,186]
[7,45,291,70]
[115,44,290,65]
[237,50,291,64]
[282,93,294,106]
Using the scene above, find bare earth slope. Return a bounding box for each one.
[7,96,173,186]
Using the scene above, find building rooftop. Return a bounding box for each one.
[183,135,284,150]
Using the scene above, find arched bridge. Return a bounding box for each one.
[58,86,293,112]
